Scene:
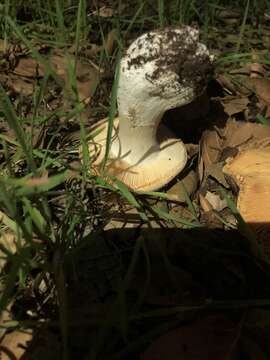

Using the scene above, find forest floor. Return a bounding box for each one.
[1,1,270,359]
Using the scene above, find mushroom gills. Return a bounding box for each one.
[89,117,187,191]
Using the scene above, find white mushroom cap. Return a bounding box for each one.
[88,27,212,191]
[117,26,211,128]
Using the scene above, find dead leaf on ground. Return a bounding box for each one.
[70,28,116,58]
[7,74,34,96]
[82,43,101,58]
[206,163,229,188]
[169,205,195,228]
[216,74,244,95]
[50,51,100,103]
[244,77,270,117]
[199,193,213,212]
[141,315,240,360]
[244,78,270,105]
[166,170,198,202]
[92,6,114,17]
[2,45,101,102]
[221,96,249,116]
[200,209,225,229]
[205,191,227,212]
[0,329,33,360]
[216,9,241,24]
[0,39,6,52]
[105,29,117,55]
[0,231,17,269]
[13,57,45,78]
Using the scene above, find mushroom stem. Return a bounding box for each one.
[113,113,162,164]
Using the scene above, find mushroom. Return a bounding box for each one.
[88,27,212,191]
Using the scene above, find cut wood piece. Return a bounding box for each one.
[224,148,270,178]
[223,147,270,251]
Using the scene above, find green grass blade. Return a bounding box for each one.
[152,206,201,228]
[6,16,64,87]
[179,180,199,222]
[123,2,145,39]
[236,0,250,52]
[219,187,268,262]
[112,178,148,222]
[23,198,46,233]
[14,172,68,197]
[102,51,121,169]
[0,87,36,172]
[158,0,165,28]
[256,114,270,127]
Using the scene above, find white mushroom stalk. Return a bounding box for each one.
[88,26,212,191]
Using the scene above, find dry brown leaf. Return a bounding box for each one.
[141,316,239,360]
[76,62,100,102]
[166,170,198,202]
[199,128,223,180]
[249,63,265,78]
[216,74,239,95]
[0,329,33,360]
[0,39,6,52]
[200,209,224,229]
[216,9,241,24]
[198,120,231,183]
[207,163,229,187]
[8,76,34,96]
[6,48,100,101]
[74,29,116,58]
[13,57,45,78]
[93,6,114,17]
[205,191,227,211]
[244,77,270,118]
[244,78,270,105]
[199,193,213,212]
[51,52,100,103]
[0,232,17,269]
[104,207,141,230]
[105,29,117,56]
[83,43,101,58]
[262,28,270,48]
[221,96,249,116]
[169,205,195,228]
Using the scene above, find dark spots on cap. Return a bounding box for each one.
[128,107,137,127]
[125,27,213,99]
